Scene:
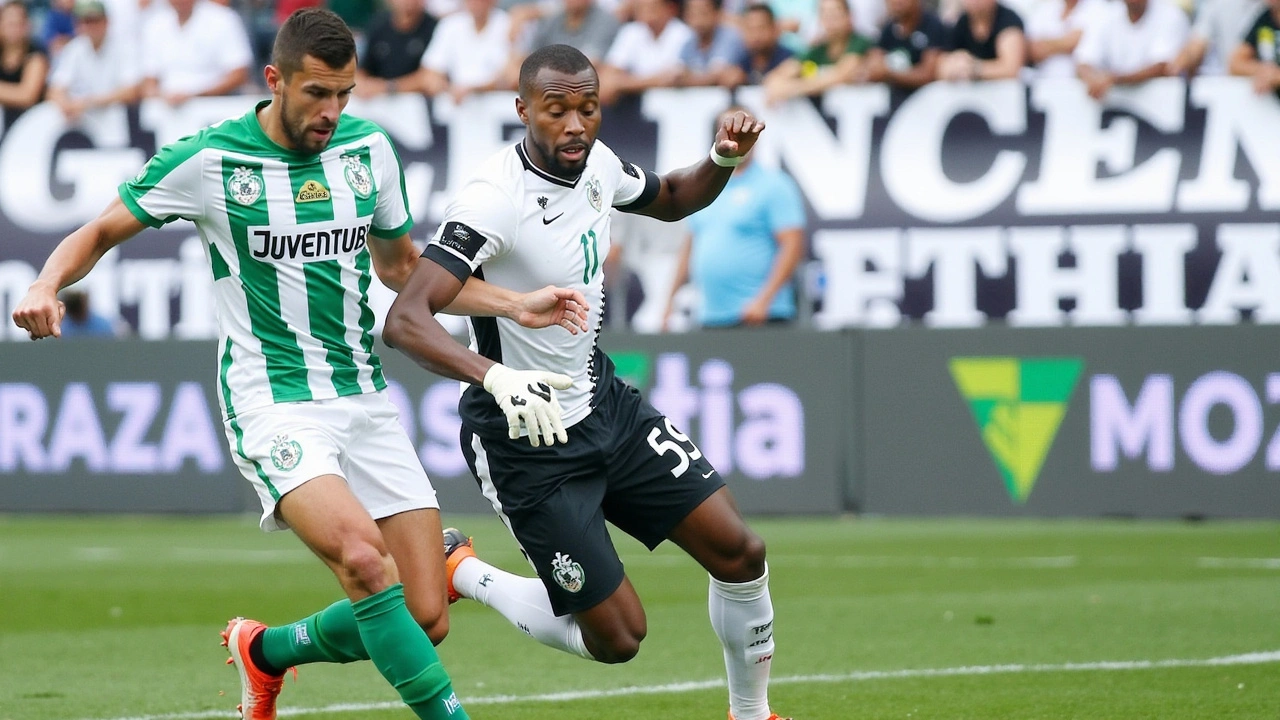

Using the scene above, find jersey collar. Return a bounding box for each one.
[516,140,580,189]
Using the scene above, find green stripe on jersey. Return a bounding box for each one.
[354,247,385,390]
[220,338,280,500]
[210,244,230,281]
[346,147,384,390]
[221,158,311,404]
[288,160,363,396]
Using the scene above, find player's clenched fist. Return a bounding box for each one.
[483,363,573,447]
[12,282,66,341]
[713,110,766,162]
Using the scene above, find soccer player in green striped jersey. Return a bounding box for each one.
[12,9,586,720]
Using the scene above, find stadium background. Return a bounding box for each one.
[2,80,1279,518]
[1,46,1278,720]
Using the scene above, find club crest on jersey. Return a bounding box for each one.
[269,433,303,472]
[343,155,374,198]
[586,176,603,212]
[295,179,330,203]
[551,552,585,593]
[227,167,262,206]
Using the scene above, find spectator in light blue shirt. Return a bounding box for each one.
[57,289,118,338]
[676,0,746,87]
[664,110,807,329]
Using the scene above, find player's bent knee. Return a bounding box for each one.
[419,612,449,646]
[741,532,767,577]
[582,619,647,664]
[338,541,392,595]
[594,632,644,664]
[709,530,767,584]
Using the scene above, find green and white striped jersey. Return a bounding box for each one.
[119,100,412,420]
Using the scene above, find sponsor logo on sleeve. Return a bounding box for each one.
[437,221,488,260]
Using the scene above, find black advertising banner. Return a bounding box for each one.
[0,331,849,515]
[857,326,1280,518]
[2,78,1279,340]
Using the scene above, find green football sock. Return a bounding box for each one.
[353,584,469,720]
[260,599,370,670]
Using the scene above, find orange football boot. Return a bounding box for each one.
[221,617,288,720]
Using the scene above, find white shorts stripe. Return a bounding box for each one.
[469,432,532,568]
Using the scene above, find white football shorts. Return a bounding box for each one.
[223,391,438,531]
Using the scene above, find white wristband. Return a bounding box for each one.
[709,147,745,167]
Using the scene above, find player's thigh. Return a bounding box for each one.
[376,508,448,635]
[344,394,446,619]
[224,404,347,533]
[464,428,627,618]
[600,383,725,551]
[667,486,766,583]
[278,473,391,580]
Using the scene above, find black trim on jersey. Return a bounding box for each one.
[422,244,472,284]
[515,141,579,189]
[467,267,503,363]
[614,169,661,213]
[585,292,607,404]
[460,267,512,436]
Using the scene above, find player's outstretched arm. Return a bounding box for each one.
[367,233,589,333]
[448,280,591,335]
[384,259,573,446]
[11,197,146,340]
[635,109,766,223]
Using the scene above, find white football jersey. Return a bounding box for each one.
[424,139,659,436]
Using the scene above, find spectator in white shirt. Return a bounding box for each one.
[600,0,694,103]
[1025,0,1111,79]
[1076,0,1189,99]
[47,0,140,123]
[139,0,252,106]
[1169,0,1262,76]
[421,0,513,102]
[848,0,885,39]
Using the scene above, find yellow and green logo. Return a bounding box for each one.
[949,357,1083,503]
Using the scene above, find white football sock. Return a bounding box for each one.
[453,556,592,660]
[709,564,775,720]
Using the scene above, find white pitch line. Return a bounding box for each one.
[1197,557,1280,570]
[80,650,1280,720]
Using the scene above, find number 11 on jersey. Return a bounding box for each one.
[580,230,599,284]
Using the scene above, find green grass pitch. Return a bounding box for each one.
[1,515,1276,720]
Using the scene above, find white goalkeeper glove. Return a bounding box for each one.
[482,363,573,447]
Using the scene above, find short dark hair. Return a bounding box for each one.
[519,44,596,98]
[272,8,356,78]
[743,2,775,21]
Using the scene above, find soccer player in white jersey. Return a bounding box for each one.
[11,10,587,720]
[382,44,790,720]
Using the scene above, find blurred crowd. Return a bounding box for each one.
[0,0,1277,130]
[4,0,1279,334]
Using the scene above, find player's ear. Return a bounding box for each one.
[515,97,529,126]
[264,65,282,94]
